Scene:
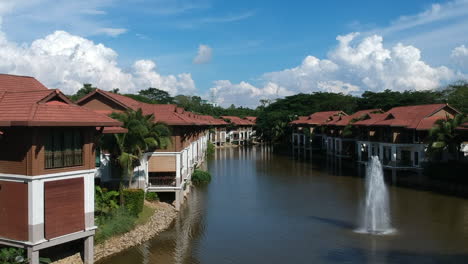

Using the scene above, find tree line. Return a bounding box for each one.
[68,81,467,144]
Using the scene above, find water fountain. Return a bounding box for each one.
[357,156,394,235]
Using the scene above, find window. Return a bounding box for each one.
[95,147,101,168]
[45,129,83,169]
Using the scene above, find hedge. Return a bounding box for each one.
[192,169,212,185]
[122,189,144,216]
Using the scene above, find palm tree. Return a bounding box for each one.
[102,109,171,190]
[427,114,467,160]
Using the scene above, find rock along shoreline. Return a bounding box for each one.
[52,201,178,264]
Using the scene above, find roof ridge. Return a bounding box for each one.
[0,73,36,78]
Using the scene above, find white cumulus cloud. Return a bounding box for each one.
[211,32,461,107]
[451,44,468,69]
[0,30,196,95]
[193,44,212,64]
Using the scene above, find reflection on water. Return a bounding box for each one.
[100,146,468,264]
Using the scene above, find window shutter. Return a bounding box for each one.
[73,131,83,166]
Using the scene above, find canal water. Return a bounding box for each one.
[100,146,468,264]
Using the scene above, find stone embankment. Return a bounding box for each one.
[51,201,177,264]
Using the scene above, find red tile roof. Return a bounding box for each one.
[0,74,48,92]
[77,89,219,126]
[353,104,460,131]
[199,115,228,126]
[221,116,255,126]
[0,87,122,127]
[290,111,346,126]
[325,109,383,126]
[245,116,257,123]
[353,113,388,126]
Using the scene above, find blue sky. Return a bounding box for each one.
[0,0,467,107]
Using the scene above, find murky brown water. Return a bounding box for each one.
[99,146,468,264]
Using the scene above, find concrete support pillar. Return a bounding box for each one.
[175,190,182,211]
[379,144,383,160]
[368,144,372,160]
[84,236,94,264]
[27,248,39,264]
[391,145,397,162]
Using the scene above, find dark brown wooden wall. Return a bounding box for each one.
[0,127,32,175]
[44,178,84,239]
[0,180,28,241]
[79,94,126,114]
[0,127,97,176]
[31,128,96,176]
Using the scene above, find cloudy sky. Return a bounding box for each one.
[0,0,467,107]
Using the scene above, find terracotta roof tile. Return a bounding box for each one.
[290,111,346,126]
[221,116,255,126]
[0,90,121,127]
[245,116,257,123]
[0,74,48,92]
[78,90,220,126]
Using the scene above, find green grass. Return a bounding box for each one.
[95,208,136,243]
[95,205,156,243]
[135,205,156,226]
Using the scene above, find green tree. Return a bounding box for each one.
[444,81,468,113]
[427,114,467,159]
[69,83,97,101]
[101,109,171,192]
[138,88,175,104]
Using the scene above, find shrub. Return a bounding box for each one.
[145,192,158,201]
[122,189,144,216]
[95,207,136,243]
[0,247,51,264]
[95,186,119,216]
[192,169,212,185]
[206,141,215,157]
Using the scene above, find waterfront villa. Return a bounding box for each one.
[0,74,122,264]
[221,116,256,145]
[77,89,213,209]
[353,104,461,170]
[322,109,383,158]
[290,111,346,151]
[290,104,463,171]
[199,115,229,146]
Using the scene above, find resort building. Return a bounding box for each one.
[0,74,122,264]
[221,116,256,145]
[199,115,228,146]
[353,104,461,170]
[322,109,383,158]
[77,89,214,209]
[290,111,346,151]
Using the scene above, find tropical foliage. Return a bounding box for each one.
[95,186,119,216]
[192,169,212,185]
[101,109,171,187]
[0,247,51,264]
[427,114,467,158]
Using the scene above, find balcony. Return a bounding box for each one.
[148,172,177,187]
[381,159,415,168]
